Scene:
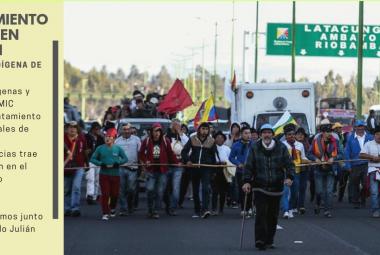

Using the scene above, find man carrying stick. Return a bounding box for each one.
[242,124,294,250]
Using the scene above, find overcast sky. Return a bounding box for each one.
[64,1,380,87]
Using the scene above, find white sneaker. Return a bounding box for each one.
[110,210,117,218]
[292,209,298,214]
[288,210,294,218]
[102,214,110,221]
[283,211,289,219]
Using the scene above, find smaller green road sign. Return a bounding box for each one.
[267,23,380,58]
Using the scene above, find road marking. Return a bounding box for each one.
[308,223,371,255]
[294,241,303,244]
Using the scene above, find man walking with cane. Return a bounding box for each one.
[242,124,295,250]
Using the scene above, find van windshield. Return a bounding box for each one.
[256,113,309,134]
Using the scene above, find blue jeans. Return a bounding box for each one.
[146,172,167,212]
[291,170,308,209]
[281,185,290,213]
[369,172,380,213]
[315,170,334,211]
[164,167,183,209]
[64,168,84,212]
[119,168,138,211]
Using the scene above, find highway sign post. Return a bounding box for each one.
[267,22,380,58]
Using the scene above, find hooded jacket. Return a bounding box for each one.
[139,133,178,173]
[244,139,295,195]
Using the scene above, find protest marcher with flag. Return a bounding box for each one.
[90,128,128,221]
[281,123,310,218]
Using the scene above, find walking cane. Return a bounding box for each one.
[239,191,248,250]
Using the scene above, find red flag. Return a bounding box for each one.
[157,79,193,114]
[231,71,237,92]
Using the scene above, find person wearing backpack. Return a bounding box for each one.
[139,123,179,219]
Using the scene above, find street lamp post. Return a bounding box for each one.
[242,30,250,83]
[213,22,218,103]
[254,1,259,83]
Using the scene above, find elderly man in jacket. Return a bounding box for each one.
[345,120,373,208]
[242,124,294,251]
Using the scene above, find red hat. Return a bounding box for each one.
[152,122,162,131]
[105,128,118,138]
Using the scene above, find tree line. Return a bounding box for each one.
[64,61,380,120]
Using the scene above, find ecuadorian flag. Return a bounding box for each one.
[272,111,297,136]
[194,97,218,128]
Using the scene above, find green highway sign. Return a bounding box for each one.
[266,23,380,58]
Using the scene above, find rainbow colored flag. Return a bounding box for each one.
[194,97,218,128]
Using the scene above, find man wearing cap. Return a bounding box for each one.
[281,123,310,218]
[85,122,104,205]
[64,121,88,217]
[163,119,189,216]
[115,123,141,216]
[181,122,217,219]
[139,123,179,219]
[344,120,373,208]
[242,124,294,250]
[309,119,339,217]
[359,126,380,217]
[229,126,254,217]
[90,128,128,221]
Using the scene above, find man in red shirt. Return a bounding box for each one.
[139,123,179,219]
[64,121,87,217]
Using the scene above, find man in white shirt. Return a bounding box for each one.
[211,131,232,215]
[115,123,141,215]
[164,119,189,216]
[360,126,380,218]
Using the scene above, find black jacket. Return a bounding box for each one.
[244,139,295,194]
[181,135,216,165]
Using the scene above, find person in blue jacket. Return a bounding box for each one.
[344,120,373,208]
[229,126,253,217]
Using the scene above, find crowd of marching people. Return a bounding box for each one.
[63,113,380,226]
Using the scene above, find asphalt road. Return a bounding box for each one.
[65,194,380,255]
